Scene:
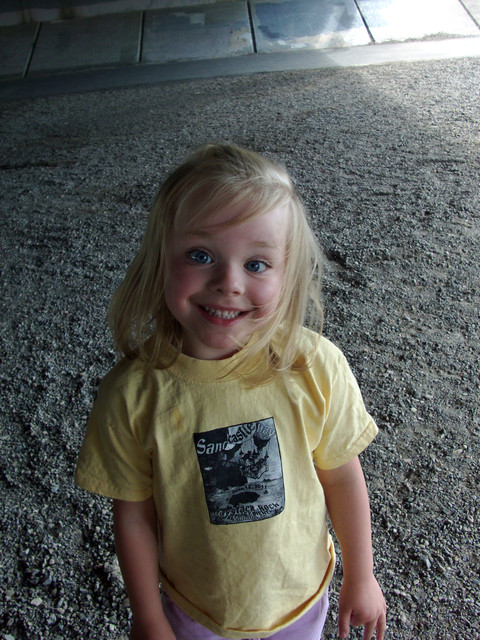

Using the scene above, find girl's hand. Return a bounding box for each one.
[316,459,386,639]
[338,574,386,640]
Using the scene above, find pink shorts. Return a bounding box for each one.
[162,590,329,640]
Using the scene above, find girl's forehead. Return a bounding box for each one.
[177,197,291,236]
[196,204,253,230]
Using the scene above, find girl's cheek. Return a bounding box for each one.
[255,280,283,317]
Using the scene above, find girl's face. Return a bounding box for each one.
[164,204,288,360]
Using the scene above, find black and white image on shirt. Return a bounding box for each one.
[194,417,285,525]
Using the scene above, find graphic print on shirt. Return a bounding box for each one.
[194,417,285,525]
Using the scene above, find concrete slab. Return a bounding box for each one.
[0,0,23,28]
[461,0,480,27]
[250,0,371,53]
[142,1,252,63]
[28,12,141,74]
[0,1,222,27]
[356,0,480,43]
[1,35,479,101]
[0,23,37,77]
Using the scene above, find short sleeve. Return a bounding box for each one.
[74,376,153,501]
[311,340,378,470]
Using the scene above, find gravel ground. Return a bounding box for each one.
[0,57,478,640]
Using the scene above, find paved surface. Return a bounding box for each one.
[0,0,479,99]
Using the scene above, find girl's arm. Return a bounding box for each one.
[316,456,386,640]
[113,497,177,640]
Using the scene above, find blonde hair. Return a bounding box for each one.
[109,143,323,382]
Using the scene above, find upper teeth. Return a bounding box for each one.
[203,306,241,320]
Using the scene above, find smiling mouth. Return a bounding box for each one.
[201,305,244,320]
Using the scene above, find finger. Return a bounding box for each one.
[338,620,351,638]
[362,620,376,640]
[376,608,387,640]
[338,608,352,639]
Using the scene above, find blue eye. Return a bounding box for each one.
[245,260,267,273]
[188,250,212,265]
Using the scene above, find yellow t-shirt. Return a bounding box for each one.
[75,329,378,638]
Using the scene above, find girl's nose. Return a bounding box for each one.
[209,262,245,295]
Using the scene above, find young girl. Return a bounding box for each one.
[75,143,386,640]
